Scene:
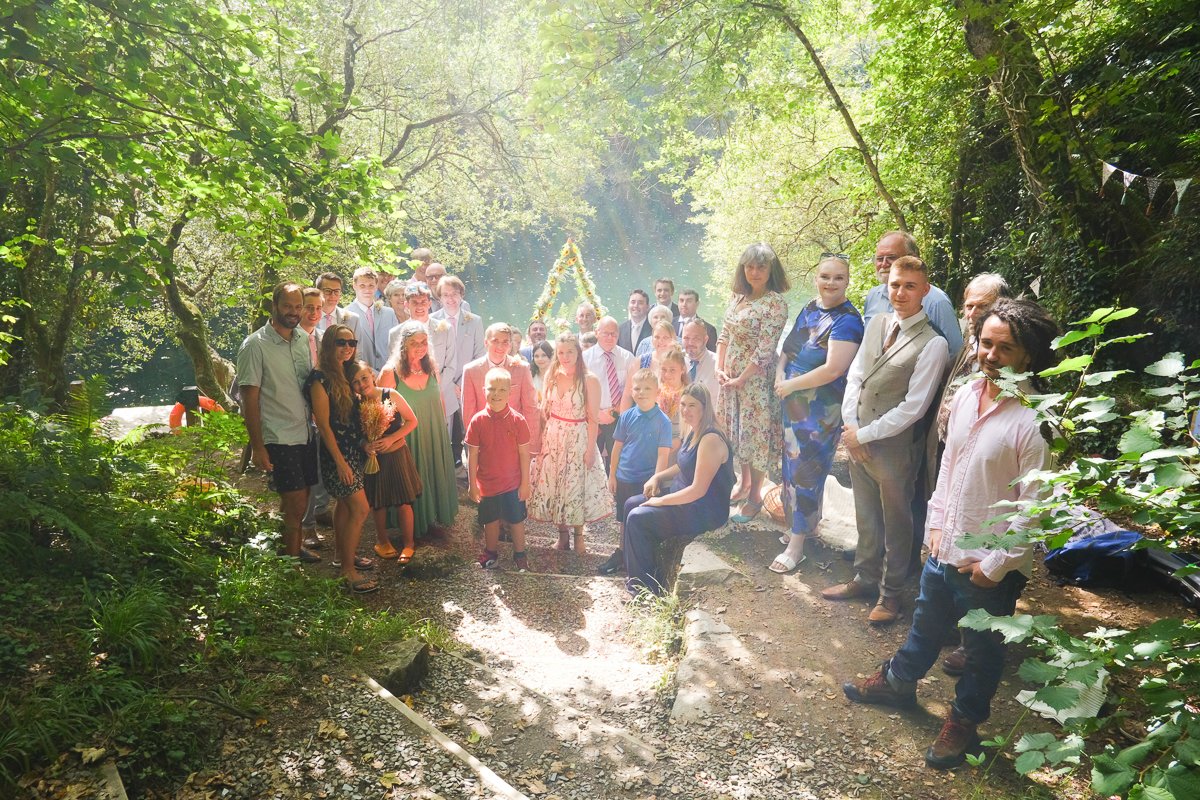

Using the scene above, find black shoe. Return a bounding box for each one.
[597,548,625,575]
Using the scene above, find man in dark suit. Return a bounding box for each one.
[617,289,651,353]
[675,288,718,352]
[654,278,681,320]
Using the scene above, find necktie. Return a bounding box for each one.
[450,315,458,336]
[689,359,698,382]
[308,331,318,366]
[883,321,900,352]
[604,350,620,408]
[324,312,333,329]
[365,304,374,330]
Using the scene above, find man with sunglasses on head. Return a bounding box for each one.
[237,282,321,563]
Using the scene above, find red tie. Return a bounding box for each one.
[604,350,620,408]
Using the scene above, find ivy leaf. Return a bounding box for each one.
[1040,354,1092,377]
[1033,685,1080,711]
[1018,658,1060,683]
[1014,750,1046,774]
[1119,424,1160,457]
[1015,732,1058,753]
[1146,353,1186,377]
[1092,753,1137,795]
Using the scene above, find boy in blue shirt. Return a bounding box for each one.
[598,368,673,575]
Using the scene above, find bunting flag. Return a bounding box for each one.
[1100,162,1118,198]
[1145,177,1163,215]
[1120,170,1137,205]
[1175,179,1192,216]
[1097,160,1197,216]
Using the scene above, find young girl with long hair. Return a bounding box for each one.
[527,332,612,552]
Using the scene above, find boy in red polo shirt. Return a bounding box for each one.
[465,367,533,571]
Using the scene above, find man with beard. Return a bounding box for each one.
[237,282,320,562]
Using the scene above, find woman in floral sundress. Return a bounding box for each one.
[716,243,790,524]
[528,332,613,552]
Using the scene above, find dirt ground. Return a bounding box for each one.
[51,465,1190,800]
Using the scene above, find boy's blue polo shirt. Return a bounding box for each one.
[613,403,673,483]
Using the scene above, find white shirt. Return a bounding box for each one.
[841,310,949,445]
[582,344,635,409]
[685,349,719,401]
[927,379,1050,581]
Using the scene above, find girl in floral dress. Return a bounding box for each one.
[350,360,422,565]
[716,243,790,524]
[528,332,613,552]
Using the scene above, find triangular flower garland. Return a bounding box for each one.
[531,238,607,330]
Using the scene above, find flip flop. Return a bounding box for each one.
[769,553,806,574]
[354,555,375,571]
[730,500,763,524]
[345,577,379,594]
[398,547,414,565]
[297,548,321,564]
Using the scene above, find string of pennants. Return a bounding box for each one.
[1099,161,1192,215]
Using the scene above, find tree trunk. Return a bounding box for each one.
[755,4,909,231]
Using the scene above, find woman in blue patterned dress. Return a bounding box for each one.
[769,254,863,573]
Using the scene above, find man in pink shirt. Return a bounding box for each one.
[461,323,541,456]
[842,298,1058,770]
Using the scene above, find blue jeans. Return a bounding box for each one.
[888,556,1027,724]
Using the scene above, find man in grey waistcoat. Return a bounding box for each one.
[822,256,949,625]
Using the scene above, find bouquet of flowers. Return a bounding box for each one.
[359,395,396,475]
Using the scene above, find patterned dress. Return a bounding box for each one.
[779,299,864,535]
[528,379,613,525]
[391,371,458,537]
[716,291,789,477]
[303,370,366,499]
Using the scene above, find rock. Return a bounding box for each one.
[380,638,431,695]
[676,542,738,592]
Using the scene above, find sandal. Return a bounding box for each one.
[374,542,399,559]
[730,500,763,524]
[330,556,374,570]
[769,552,806,574]
[398,547,414,566]
[344,577,379,594]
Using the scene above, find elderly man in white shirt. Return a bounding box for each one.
[822,257,949,626]
[583,316,635,468]
[842,298,1056,771]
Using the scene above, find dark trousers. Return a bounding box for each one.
[622,495,698,595]
[597,420,617,471]
[888,557,1027,724]
[451,409,464,465]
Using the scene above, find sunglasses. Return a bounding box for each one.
[821,252,850,262]
[335,338,358,347]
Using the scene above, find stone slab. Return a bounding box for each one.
[381,637,431,696]
[676,539,738,592]
[670,609,758,723]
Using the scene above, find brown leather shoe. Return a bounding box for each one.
[926,711,981,769]
[821,579,875,601]
[941,646,968,676]
[867,596,901,625]
[843,663,916,708]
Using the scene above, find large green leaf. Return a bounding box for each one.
[1092,753,1137,795]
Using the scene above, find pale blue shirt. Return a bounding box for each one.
[236,324,313,446]
[862,283,963,359]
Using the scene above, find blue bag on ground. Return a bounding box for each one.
[1045,528,1143,587]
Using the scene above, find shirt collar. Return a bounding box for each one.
[892,309,928,332]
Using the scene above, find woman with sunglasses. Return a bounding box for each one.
[305,324,378,594]
[769,253,863,574]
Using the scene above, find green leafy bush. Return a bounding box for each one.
[960,308,1200,798]
[0,398,422,792]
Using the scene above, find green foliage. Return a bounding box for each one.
[958,308,1200,797]
[0,400,420,792]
